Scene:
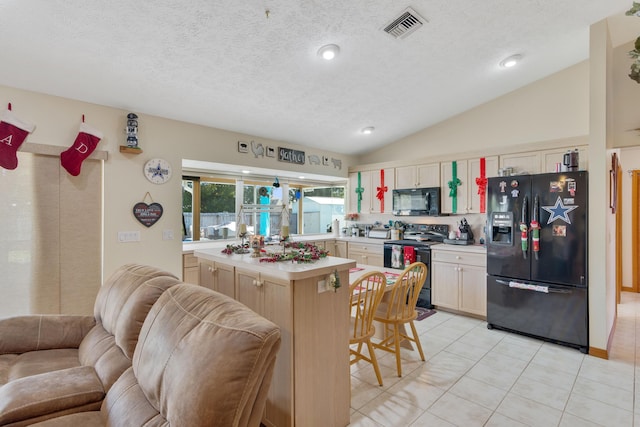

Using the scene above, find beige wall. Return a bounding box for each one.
[0,85,354,279]
[358,61,590,166]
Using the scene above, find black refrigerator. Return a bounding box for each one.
[486,171,588,353]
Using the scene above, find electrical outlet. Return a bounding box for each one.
[118,231,140,243]
[317,279,328,293]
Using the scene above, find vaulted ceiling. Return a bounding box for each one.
[0,1,636,155]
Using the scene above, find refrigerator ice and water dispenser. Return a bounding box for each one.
[489,212,514,245]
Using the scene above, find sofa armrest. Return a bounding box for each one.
[0,366,104,425]
[0,315,96,355]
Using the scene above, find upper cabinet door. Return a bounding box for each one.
[395,163,439,189]
[541,147,588,173]
[348,171,373,214]
[417,163,440,187]
[440,160,468,214]
[369,167,394,214]
[395,166,417,189]
[467,156,499,213]
[500,152,541,175]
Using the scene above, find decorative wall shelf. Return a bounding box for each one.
[119,146,143,154]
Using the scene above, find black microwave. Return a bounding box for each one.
[392,187,441,216]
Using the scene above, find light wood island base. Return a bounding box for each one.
[194,249,356,427]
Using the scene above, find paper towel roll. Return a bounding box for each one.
[333,219,339,236]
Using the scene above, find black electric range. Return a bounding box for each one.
[382,224,449,309]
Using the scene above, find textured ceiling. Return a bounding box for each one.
[0,1,636,156]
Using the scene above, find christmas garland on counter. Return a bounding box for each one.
[259,242,329,263]
[221,241,329,263]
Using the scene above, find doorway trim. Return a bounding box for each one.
[632,171,640,293]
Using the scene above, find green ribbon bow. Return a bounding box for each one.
[448,161,461,213]
[355,171,365,213]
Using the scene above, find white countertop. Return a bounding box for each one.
[431,243,487,254]
[183,234,384,253]
[194,247,356,281]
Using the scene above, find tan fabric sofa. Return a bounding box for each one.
[30,283,282,427]
[0,264,181,426]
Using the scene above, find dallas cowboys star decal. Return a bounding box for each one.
[542,196,579,224]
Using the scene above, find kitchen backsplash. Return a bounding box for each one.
[345,213,487,243]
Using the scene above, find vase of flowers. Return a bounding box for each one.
[344,213,359,222]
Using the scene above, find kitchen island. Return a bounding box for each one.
[194,247,356,427]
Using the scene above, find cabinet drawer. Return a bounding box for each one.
[347,242,382,254]
[183,253,199,268]
[432,250,485,267]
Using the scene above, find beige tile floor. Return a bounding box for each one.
[349,292,640,427]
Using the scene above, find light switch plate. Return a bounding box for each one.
[118,231,140,243]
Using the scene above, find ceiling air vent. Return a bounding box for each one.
[382,7,427,39]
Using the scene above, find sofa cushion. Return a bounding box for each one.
[1,349,80,385]
[0,366,104,426]
[92,265,180,359]
[131,284,281,427]
[0,315,95,356]
[78,271,181,391]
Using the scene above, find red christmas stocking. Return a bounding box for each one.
[0,109,36,170]
[61,123,103,176]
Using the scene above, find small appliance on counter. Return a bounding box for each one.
[368,228,390,239]
[443,218,474,245]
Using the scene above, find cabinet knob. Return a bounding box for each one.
[256,280,263,288]
[456,256,461,260]
[208,266,214,272]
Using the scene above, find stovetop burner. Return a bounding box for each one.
[402,223,449,243]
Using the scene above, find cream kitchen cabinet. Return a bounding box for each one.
[199,258,235,298]
[395,163,440,189]
[348,168,394,214]
[467,156,499,213]
[431,247,487,317]
[500,152,541,175]
[234,267,294,427]
[440,160,468,214]
[499,146,589,176]
[327,240,348,258]
[541,146,588,173]
[182,253,199,284]
[347,241,384,267]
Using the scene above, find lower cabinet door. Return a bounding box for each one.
[459,264,487,316]
[432,261,459,310]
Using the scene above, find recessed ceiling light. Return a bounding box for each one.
[298,176,305,179]
[317,44,340,61]
[500,54,522,68]
[242,170,251,174]
[361,127,375,135]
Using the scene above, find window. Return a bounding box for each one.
[1,153,101,316]
[289,186,345,234]
[183,175,345,240]
[182,177,236,241]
